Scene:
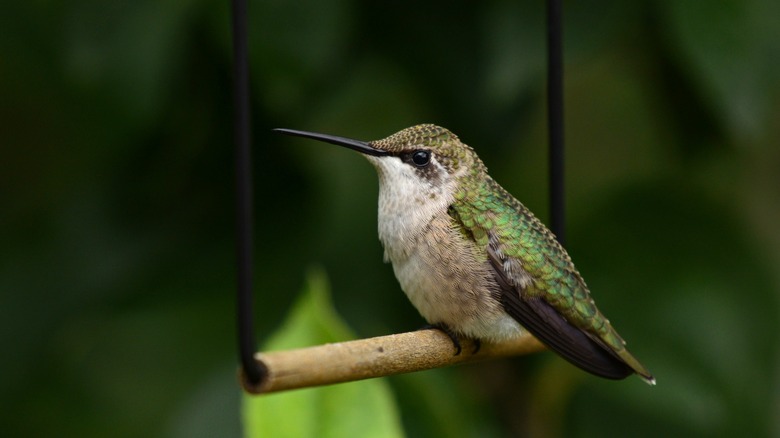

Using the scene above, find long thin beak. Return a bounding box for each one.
[273,128,390,157]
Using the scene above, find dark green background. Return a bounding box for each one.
[2,0,779,436]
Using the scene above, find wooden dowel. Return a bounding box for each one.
[240,329,545,394]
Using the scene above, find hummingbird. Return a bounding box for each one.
[275,124,654,384]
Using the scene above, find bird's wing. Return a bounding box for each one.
[485,236,633,380]
[449,179,653,382]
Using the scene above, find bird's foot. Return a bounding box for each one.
[472,339,482,354]
[420,323,462,355]
[420,323,480,355]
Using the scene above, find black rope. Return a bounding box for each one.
[546,0,566,245]
[232,0,263,385]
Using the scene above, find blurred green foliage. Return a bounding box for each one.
[1,0,779,437]
[243,270,403,438]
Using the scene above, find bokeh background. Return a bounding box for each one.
[2,0,779,436]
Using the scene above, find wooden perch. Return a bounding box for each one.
[240,329,545,394]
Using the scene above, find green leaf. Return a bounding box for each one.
[242,269,405,438]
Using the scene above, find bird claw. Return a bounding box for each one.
[420,323,480,355]
[472,339,482,354]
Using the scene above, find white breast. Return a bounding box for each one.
[366,156,454,261]
[364,155,523,341]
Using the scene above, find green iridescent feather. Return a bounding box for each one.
[452,162,653,380]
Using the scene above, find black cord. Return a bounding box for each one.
[547,0,566,245]
[232,0,263,385]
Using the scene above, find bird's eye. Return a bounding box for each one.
[411,150,431,167]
